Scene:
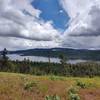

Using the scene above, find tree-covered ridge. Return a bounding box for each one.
[0,48,100,77]
[0,49,100,77]
[7,48,100,60]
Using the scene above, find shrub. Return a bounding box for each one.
[45,95,52,100]
[45,95,61,100]
[68,87,78,94]
[76,81,86,88]
[24,81,37,91]
[68,87,80,100]
[69,93,80,100]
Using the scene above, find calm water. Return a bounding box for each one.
[7,54,87,64]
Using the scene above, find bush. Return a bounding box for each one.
[69,93,80,100]
[76,81,86,88]
[24,81,37,91]
[45,95,61,100]
[68,87,78,94]
[68,87,80,100]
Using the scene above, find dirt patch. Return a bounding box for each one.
[29,80,69,100]
[79,88,100,100]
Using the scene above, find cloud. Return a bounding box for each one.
[2,0,100,50]
[60,0,100,49]
[0,0,61,50]
[0,37,59,50]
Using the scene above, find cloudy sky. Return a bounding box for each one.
[0,0,100,50]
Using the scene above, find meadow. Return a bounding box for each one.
[0,51,100,100]
[0,72,100,100]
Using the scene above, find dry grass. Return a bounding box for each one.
[0,72,100,100]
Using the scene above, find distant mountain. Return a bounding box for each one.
[7,48,100,61]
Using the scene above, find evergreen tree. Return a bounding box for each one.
[1,48,7,58]
[59,54,67,66]
[0,48,9,71]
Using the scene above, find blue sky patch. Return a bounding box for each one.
[32,0,70,31]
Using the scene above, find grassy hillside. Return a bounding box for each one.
[0,72,100,100]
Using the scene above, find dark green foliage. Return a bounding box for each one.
[59,54,67,65]
[0,48,100,77]
[0,48,9,71]
[76,81,87,88]
[9,48,100,61]
[1,48,8,61]
[18,58,31,74]
[0,60,100,77]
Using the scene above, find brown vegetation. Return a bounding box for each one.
[0,72,100,100]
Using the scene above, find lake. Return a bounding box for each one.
[7,54,87,64]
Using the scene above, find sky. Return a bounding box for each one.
[0,0,100,50]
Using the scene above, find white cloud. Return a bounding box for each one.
[60,0,100,49]
[0,37,59,50]
[12,0,41,18]
[2,0,100,50]
[0,0,61,50]
[60,0,91,18]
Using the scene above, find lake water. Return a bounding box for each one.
[7,54,87,64]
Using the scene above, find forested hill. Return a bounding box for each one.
[6,48,100,61]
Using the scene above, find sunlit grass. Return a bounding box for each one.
[0,72,100,100]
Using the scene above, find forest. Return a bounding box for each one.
[0,48,100,77]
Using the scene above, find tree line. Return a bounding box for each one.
[0,48,100,77]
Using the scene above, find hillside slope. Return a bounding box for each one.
[8,48,100,60]
[0,72,100,100]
